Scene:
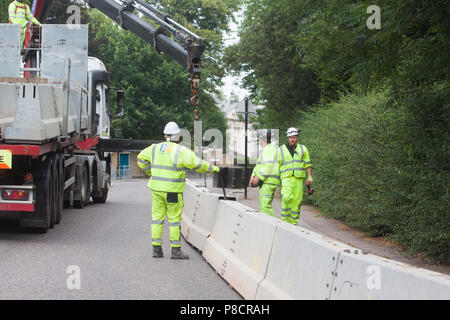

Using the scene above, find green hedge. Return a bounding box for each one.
[300,91,449,263]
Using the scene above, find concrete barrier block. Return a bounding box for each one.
[202,200,279,299]
[182,181,221,251]
[187,192,221,251]
[181,182,201,240]
[256,222,352,300]
[329,250,450,300]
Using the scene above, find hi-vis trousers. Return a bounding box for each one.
[151,190,183,248]
[259,183,278,216]
[280,176,303,225]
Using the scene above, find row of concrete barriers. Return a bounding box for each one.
[181,180,450,299]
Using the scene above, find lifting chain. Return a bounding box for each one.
[190,75,201,120]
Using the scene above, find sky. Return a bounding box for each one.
[220,8,250,102]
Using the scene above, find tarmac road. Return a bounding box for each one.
[0,179,242,300]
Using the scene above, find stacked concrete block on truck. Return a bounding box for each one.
[0,24,121,233]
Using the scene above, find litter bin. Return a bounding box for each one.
[212,167,228,188]
[212,166,254,189]
[228,166,243,189]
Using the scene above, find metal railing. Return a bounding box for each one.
[113,165,133,180]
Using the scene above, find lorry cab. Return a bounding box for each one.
[88,56,111,140]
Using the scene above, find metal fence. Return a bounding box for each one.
[112,167,209,181]
[186,170,206,180]
[113,165,133,180]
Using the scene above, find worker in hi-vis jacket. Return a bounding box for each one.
[137,121,220,259]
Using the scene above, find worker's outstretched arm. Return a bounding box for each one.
[137,145,153,176]
[181,147,219,173]
[25,5,41,26]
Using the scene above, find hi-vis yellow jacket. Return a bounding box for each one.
[251,143,280,186]
[278,143,311,180]
[8,1,41,28]
[137,141,218,193]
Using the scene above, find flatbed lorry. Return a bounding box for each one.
[0,0,205,233]
[0,24,119,232]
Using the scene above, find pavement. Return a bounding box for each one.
[195,177,450,276]
[0,179,242,300]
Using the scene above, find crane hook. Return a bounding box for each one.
[190,94,200,107]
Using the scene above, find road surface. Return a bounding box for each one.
[0,179,242,300]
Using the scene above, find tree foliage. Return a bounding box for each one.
[228,0,449,262]
[88,9,227,140]
[1,0,233,140]
[224,0,320,120]
[147,0,241,90]
[46,0,89,24]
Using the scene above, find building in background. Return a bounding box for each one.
[111,151,146,179]
[216,92,262,166]
[111,93,264,180]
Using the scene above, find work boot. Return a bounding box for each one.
[171,247,189,259]
[152,245,164,258]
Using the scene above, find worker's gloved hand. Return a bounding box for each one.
[212,166,220,173]
[307,175,313,183]
[249,176,261,187]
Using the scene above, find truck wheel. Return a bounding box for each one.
[49,159,58,229]
[33,159,53,233]
[84,166,91,207]
[55,155,64,224]
[73,164,88,209]
[92,188,108,203]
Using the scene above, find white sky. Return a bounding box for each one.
[220,9,250,101]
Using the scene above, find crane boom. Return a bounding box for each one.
[88,0,205,108]
[25,0,205,109]
[87,0,205,73]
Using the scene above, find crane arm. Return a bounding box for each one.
[87,0,205,107]
[27,0,205,109]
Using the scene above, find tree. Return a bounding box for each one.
[46,0,89,24]
[0,0,10,23]
[88,0,241,140]
[226,0,449,262]
[224,0,321,133]
[88,9,227,140]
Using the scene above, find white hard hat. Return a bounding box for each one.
[258,129,272,141]
[286,127,299,137]
[163,121,180,135]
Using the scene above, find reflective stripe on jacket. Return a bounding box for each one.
[252,143,280,186]
[8,1,40,27]
[137,141,215,193]
[278,144,311,180]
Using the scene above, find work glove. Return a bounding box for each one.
[249,176,261,187]
[212,166,220,173]
[307,175,313,183]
